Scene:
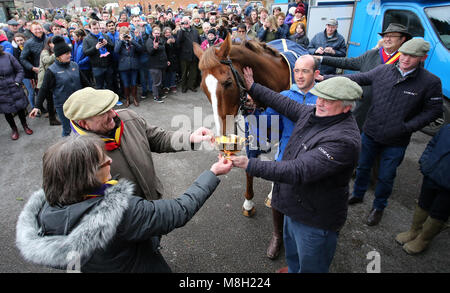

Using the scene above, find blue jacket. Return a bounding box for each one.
[308,29,347,74]
[419,124,450,191]
[106,31,120,62]
[114,39,142,71]
[71,40,91,70]
[264,84,317,161]
[0,40,14,55]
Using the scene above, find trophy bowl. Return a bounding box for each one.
[215,134,247,158]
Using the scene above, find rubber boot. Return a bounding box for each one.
[403,216,445,255]
[124,87,130,108]
[22,122,33,135]
[396,205,429,245]
[48,111,61,126]
[132,86,139,107]
[266,208,284,260]
[11,126,19,140]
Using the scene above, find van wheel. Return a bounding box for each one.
[421,98,450,136]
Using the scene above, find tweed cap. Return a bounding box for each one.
[7,19,19,26]
[310,77,362,101]
[326,18,338,26]
[398,38,430,57]
[63,87,118,120]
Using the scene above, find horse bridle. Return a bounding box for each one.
[220,58,255,115]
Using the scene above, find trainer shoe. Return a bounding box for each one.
[154,97,164,103]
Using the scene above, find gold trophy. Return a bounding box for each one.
[215,134,247,158]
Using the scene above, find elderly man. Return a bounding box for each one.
[176,16,202,93]
[343,38,443,226]
[6,19,20,41]
[63,87,214,201]
[318,23,411,130]
[232,68,361,273]
[308,19,347,74]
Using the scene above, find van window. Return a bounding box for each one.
[383,10,424,37]
[425,6,450,50]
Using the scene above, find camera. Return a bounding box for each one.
[98,37,104,43]
[123,34,131,40]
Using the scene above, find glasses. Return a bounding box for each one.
[383,34,403,39]
[98,156,112,169]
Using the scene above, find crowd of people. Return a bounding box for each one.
[3,0,449,274]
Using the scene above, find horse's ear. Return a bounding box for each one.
[216,33,232,59]
[193,42,203,59]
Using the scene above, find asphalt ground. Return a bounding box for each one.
[0,86,448,274]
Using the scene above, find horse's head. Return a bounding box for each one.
[194,34,242,136]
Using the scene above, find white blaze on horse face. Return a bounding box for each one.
[205,74,221,136]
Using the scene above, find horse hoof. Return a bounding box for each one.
[242,207,256,217]
[265,197,272,208]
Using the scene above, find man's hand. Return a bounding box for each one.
[32,67,39,74]
[29,108,40,118]
[315,47,324,55]
[315,74,324,81]
[210,154,233,175]
[244,94,256,109]
[190,127,214,144]
[242,67,254,90]
[229,155,249,169]
[324,47,335,55]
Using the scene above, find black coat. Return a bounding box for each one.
[175,27,201,62]
[0,52,28,114]
[246,83,361,232]
[146,36,168,69]
[83,33,114,68]
[19,34,47,77]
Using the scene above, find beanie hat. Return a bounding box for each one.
[295,4,305,15]
[207,28,216,35]
[53,36,71,57]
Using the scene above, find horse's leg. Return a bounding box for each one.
[242,172,256,217]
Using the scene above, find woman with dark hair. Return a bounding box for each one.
[16,135,232,272]
[0,45,33,140]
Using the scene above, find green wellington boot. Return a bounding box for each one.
[395,205,428,245]
[403,216,445,255]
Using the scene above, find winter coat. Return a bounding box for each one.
[278,23,290,39]
[16,172,221,272]
[164,35,179,73]
[419,124,450,191]
[289,33,309,49]
[71,40,91,70]
[289,17,307,36]
[0,37,14,55]
[175,27,201,62]
[146,36,168,70]
[342,64,443,146]
[200,37,224,50]
[114,39,142,71]
[82,32,114,68]
[37,49,55,89]
[246,83,360,231]
[308,29,347,74]
[13,44,35,80]
[0,52,28,114]
[257,27,279,42]
[20,34,47,76]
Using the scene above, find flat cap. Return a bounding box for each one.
[63,87,118,120]
[7,19,19,26]
[398,38,430,57]
[310,77,362,101]
[326,18,338,26]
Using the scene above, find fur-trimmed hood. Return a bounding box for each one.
[16,180,135,270]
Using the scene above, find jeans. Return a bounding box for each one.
[352,132,407,210]
[139,67,152,94]
[149,69,162,98]
[55,106,71,137]
[163,70,176,89]
[418,176,450,222]
[92,66,114,90]
[119,70,138,87]
[284,216,338,273]
[22,78,35,108]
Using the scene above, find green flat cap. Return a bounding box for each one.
[310,76,362,101]
[63,87,118,120]
[398,38,430,57]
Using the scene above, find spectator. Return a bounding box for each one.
[115,26,142,107]
[0,29,14,55]
[12,33,36,110]
[395,124,449,255]
[251,8,268,37]
[71,28,93,84]
[342,39,443,226]
[37,36,55,91]
[201,28,223,50]
[276,12,290,39]
[308,19,347,75]
[132,22,152,100]
[192,13,203,35]
[232,69,362,273]
[200,22,211,42]
[6,19,20,42]
[289,5,307,36]
[30,36,91,137]
[83,20,114,91]
[176,16,201,93]
[257,15,280,42]
[16,134,232,272]
[162,26,178,94]
[0,44,33,140]
[62,87,216,201]
[233,23,250,43]
[289,22,309,48]
[146,26,168,103]
[284,6,297,27]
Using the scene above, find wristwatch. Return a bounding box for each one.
[15,82,20,87]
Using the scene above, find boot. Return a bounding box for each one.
[403,216,445,255]
[22,123,33,135]
[266,208,284,260]
[395,205,428,245]
[123,87,130,108]
[11,126,19,140]
[132,86,139,107]
[48,111,61,126]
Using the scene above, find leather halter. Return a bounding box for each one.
[219,58,254,115]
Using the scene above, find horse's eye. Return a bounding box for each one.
[222,79,233,88]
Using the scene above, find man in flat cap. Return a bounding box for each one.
[231,68,362,273]
[338,38,443,226]
[63,87,215,201]
[317,23,411,130]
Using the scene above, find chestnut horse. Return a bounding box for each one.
[193,34,291,217]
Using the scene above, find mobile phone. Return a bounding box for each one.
[98,37,104,42]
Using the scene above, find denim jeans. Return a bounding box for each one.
[149,69,162,98]
[92,66,114,90]
[55,106,71,137]
[163,70,176,89]
[139,67,152,94]
[22,78,35,108]
[119,70,138,87]
[352,132,407,210]
[284,216,338,273]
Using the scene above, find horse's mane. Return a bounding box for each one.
[198,39,281,71]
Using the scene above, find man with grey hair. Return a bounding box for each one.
[231,68,362,273]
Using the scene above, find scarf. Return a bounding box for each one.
[70,111,124,151]
[84,180,118,200]
[380,47,401,64]
[92,31,110,57]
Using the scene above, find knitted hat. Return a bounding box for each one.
[64,87,118,120]
[295,4,305,15]
[52,36,71,57]
[310,77,362,101]
[207,28,216,35]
